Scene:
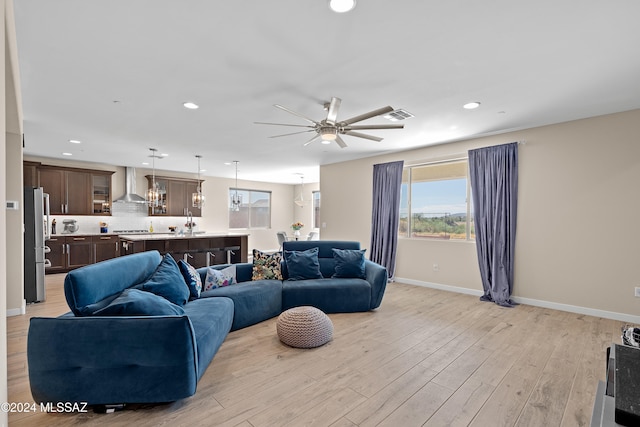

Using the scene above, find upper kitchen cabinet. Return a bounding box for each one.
[147,176,203,217]
[37,165,114,215]
[24,161,39,188]
[92,174,112,214]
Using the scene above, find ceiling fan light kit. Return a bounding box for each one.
[320,126,338,141]
[255,96,404,149]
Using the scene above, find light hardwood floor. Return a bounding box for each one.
[8,274,622,426]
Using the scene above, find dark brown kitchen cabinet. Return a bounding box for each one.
[92,174,112,214]
[45,235,108,273]
[37,165,113,215]
[24,161,39,188]
[167,180,202,217]
[66,236,93,269]
[39,168,66,215]
[45,237,66,273]
[120,239,144,257]
[93,235,120,263]
[147,176,202,217]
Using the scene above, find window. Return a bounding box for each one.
[229,189,271,229]
[399,159,474,240]
[312,191,321,229]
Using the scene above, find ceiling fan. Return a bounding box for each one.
[254,97,404,148]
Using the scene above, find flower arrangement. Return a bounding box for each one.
[291,222,304,231]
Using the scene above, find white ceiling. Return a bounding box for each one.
[13,1,640,184]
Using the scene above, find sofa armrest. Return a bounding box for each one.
[28,315,198,405]
[365,259,388,309]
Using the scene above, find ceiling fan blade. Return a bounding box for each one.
[326,97,341,124]
[335,135,347,148]
[254,121,315,128]
[274,104,318,125]
[343,131,384,142]
[343,124,404,130]
[341,106,395,125]
[303,134,321,146]
[269,130,316,138]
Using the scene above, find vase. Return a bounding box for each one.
[294,230,301,240]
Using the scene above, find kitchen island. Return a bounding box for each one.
[119,233,249,268]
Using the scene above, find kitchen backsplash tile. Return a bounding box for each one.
[49,215,200,235]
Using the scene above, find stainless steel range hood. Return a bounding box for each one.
[114,167,146,203]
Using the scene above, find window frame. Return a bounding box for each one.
[228,187,272,230]
[400,158,474,241]
[312,190,321,229]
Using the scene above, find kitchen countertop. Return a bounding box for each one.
[47,233,119,238]
[47,232,249,240]
[118,232,249,241]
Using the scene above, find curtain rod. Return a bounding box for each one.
[404,140,526,168]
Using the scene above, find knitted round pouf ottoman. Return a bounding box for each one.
[276,306,334,348]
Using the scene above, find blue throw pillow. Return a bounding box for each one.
[332,248,366,279]
[134,254,190,306]
[284,247,323,280]
[93,289,185,316]
[178,259,202,299]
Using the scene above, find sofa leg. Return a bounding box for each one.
[93,404,126,413]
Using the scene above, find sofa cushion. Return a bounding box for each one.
[177,260,202,300]
[134,254,190,306]
[200,280,283,331]
[64,250,162,316]
[204,265,236,291]
[284,247,323,281]
[182,297,234,380]
[282,240,362,278]
[282,278,371,313]
[332,248,366,279]
[252,249,283,280]
[93,289,186,316]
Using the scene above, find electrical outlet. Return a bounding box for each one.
[433,263,439,272]
[635,287,640,297]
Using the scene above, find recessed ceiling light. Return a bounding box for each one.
[160,153,169,157]
[200,169,207,173]
[142,162,149,166]
[183,102,199,109]
[69,139,81,144]
[62,152,72,156]
[463,102,481,109]
[329,0,356,13]
[224,162,232,166]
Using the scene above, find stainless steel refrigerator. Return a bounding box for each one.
[24,187,50,303]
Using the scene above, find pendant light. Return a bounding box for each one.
[294,174,308,207]
[192,155,205,208]
[230,161,242,211]
[146,148,161,208]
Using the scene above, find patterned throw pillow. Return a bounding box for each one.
[204,265,236,291]
[177,260,202,299]
[252,249,283,280]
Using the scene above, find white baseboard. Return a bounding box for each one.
[6,299,26,317]
[395,277,640,325]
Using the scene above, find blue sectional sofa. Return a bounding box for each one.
[27,240,387,406]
